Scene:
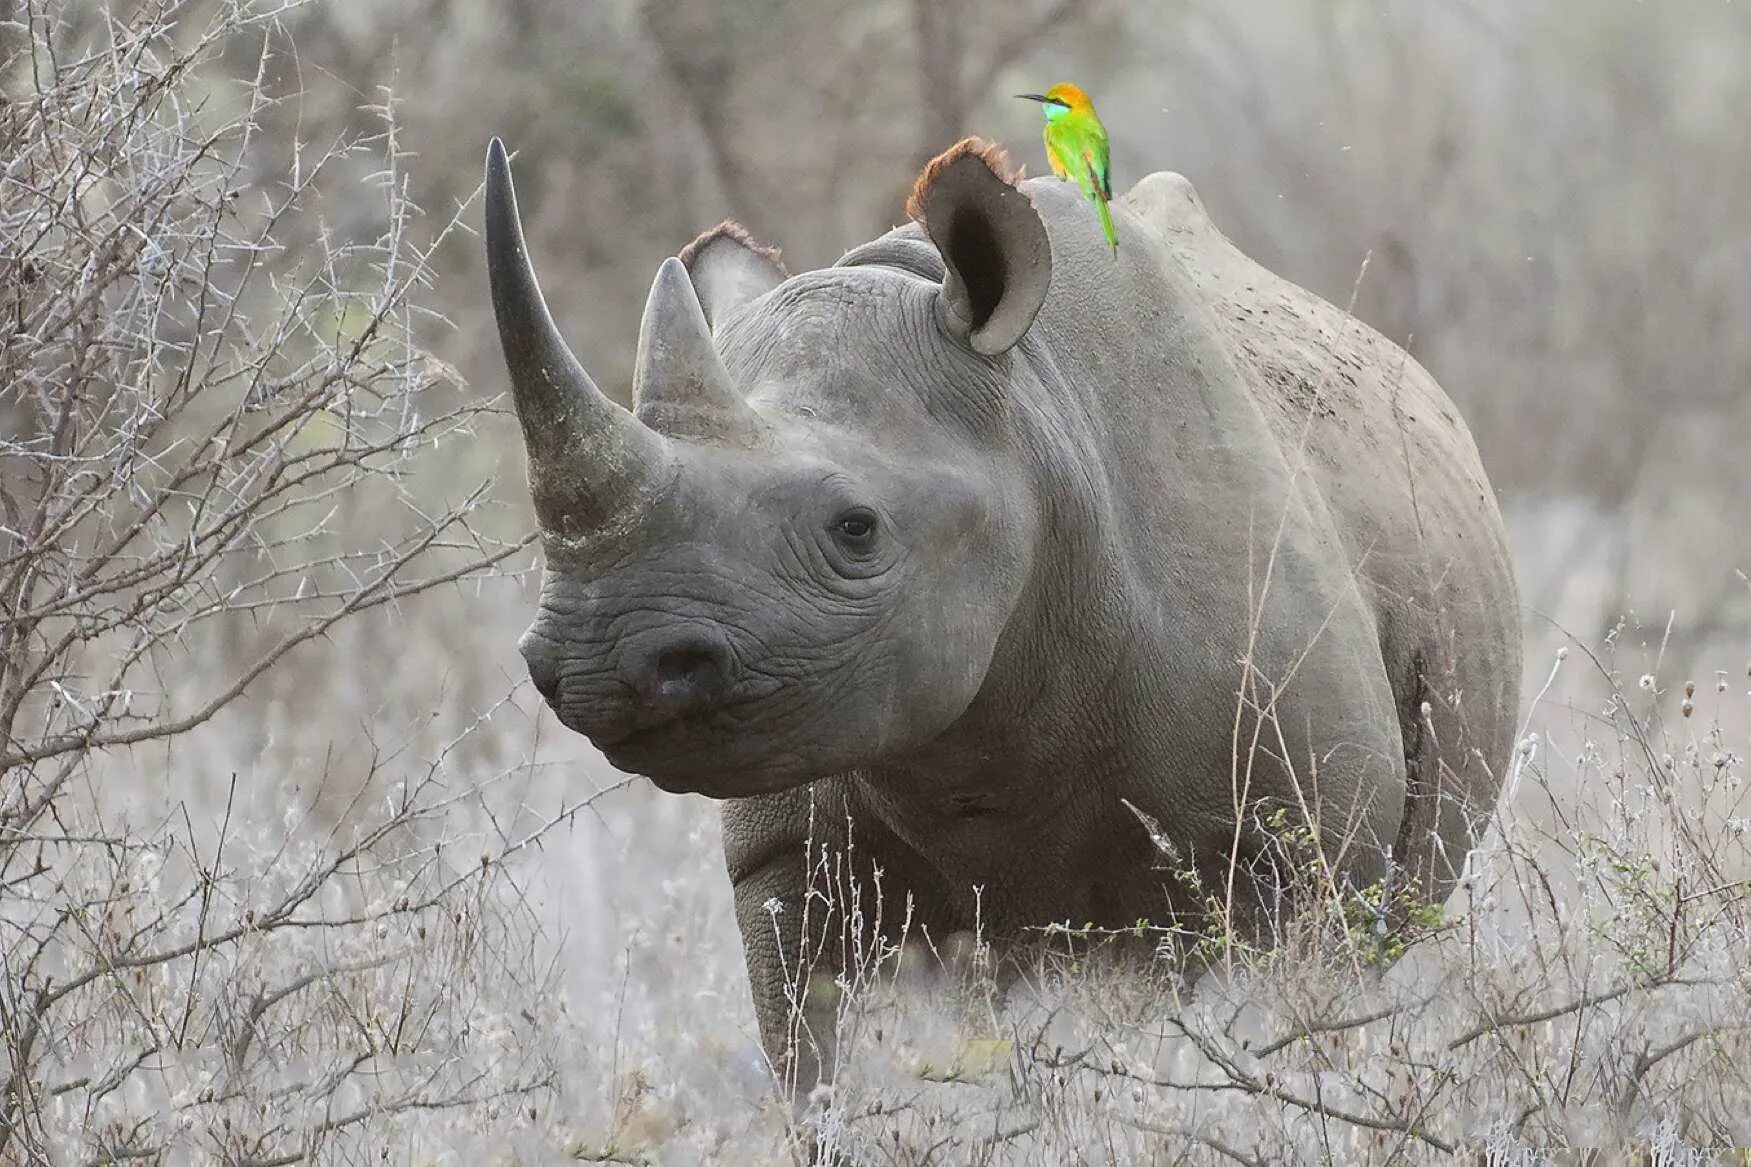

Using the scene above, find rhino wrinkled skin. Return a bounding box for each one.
[482,138,1521,1090]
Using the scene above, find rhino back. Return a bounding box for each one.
[1122,171,1508,596]
[1118,171,1522,887]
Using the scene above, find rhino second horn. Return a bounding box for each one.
[633,257,766,440]
[484,138,672,532]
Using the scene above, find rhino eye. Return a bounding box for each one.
[831,508,878,548]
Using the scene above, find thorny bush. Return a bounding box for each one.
[0,3,562,1160]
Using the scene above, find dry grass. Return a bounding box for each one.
[549,643,1750,1166]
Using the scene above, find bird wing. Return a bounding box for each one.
[1084,145,1112,203]
[1050,117,1111,200]
[1087,118,1113,200]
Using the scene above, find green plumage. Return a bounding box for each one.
[1028,83,1118,254]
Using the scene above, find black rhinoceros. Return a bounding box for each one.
[483,137,1521,1089]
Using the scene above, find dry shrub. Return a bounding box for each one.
[0,3,579,1160]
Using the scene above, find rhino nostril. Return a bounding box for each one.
[654,648,723,706]
[627,626,734,718]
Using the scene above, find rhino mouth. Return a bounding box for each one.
[556,701,698,755]
[561,694,791,793]
[589,716,690,758]
[596,717,803,796]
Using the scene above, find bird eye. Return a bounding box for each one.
[831,509,878,547]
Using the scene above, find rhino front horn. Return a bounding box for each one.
[484,138,672,533]
[633,257,767,441]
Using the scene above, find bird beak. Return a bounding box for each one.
[1015,93,1049,104]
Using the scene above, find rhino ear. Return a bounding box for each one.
[678,220,788,330]
[908,138,1052,356]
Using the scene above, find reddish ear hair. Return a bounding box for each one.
[905,138,1023,221]
[676,219,788,329]
[678,219,787,276]
[905,139,1049,356]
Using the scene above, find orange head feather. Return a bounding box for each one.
[1043,82,1095,113]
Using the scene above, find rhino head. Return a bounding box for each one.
[485,139,1055,797]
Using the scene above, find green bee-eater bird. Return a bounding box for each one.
[1018,82,1117,254]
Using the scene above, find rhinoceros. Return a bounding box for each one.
[482,136,1521,1089]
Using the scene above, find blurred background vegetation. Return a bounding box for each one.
[220,0,1749,663]
[21,0,1746,655]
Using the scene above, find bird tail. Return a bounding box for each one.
[1094,186,1118,255]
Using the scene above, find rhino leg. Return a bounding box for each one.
[723,780,958,1100]
[726,804,847,1099]
[1384,615,1519,906]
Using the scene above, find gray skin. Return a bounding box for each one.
[482,139,1521,1091]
